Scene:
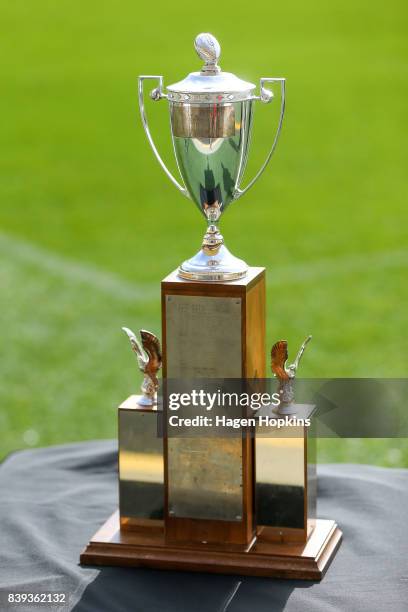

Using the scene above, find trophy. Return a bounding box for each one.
[271,335,312,415]
[138,33,285,281]
[121,327,162,406]
[81,34,342,581]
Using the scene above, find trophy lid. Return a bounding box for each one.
[167,33,256,104]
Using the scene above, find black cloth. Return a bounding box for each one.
[0,440,407,612]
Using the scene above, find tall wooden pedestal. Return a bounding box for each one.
[80,268,342,579]
[162,267,265,548]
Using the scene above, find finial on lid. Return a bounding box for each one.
[194,33,221,75]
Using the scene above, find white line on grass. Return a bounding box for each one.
[0,231,158,302]
[0,231,406,298]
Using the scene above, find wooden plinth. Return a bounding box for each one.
[161,268,266,547]
[80,512,342,580]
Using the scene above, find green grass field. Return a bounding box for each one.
[1,1,407,464]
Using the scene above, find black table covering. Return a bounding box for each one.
[0,440,407,612]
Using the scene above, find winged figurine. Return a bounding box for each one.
[271,335,312,413]
[122,327,162,406]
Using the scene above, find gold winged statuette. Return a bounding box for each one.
[122,327,162,406]
[271,340,290,381]
[271,335,312,413]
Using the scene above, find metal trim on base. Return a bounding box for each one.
[178,268,247,282]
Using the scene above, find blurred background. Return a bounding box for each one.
[0,1,407,464]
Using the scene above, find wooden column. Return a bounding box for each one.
[161,267,265,547]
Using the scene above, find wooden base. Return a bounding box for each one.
[80,512,342,580]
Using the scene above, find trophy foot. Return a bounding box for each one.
[135,394,157,407]
[178,244,248,282]
[272,402,315,417]
[273,403,298,416]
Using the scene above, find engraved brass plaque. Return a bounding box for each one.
[165,294,243,521]
[168,437,243,521]
[119,407,164,520]
[256,431,305,529]
[255,403,315,530]
[165,294,242,378]
[171,103,235,138]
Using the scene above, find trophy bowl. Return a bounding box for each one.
[138,33,285,281]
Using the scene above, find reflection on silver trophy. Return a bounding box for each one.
[271,335,312,415]
[138,33,285,281]
[122,327,162,406]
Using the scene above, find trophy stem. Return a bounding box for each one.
[202,222,224,257]
[178,221,248,282]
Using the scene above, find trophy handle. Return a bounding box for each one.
[138,75,189,198]
[234,77,286,199]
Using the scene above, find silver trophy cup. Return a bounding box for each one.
[138,33,285,281]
